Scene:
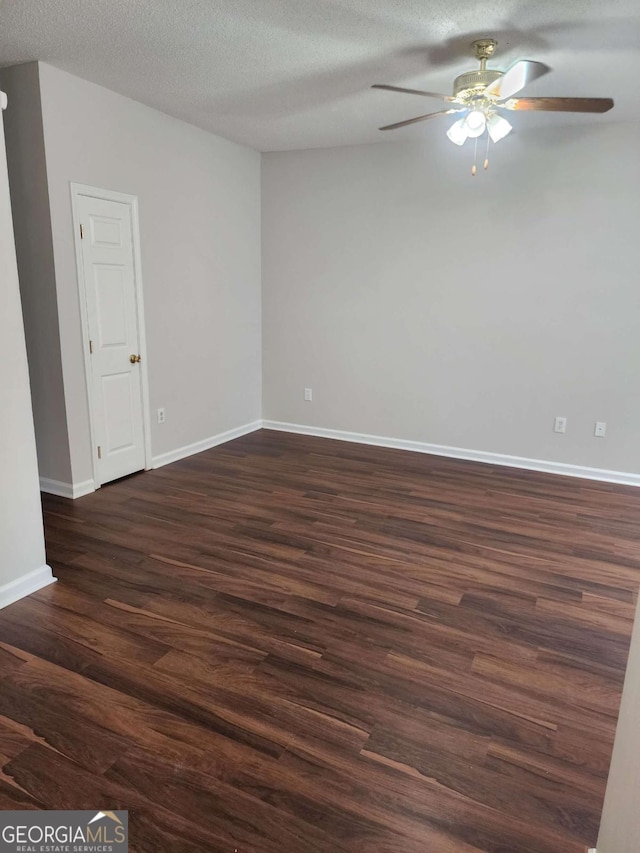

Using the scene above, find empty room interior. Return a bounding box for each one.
[1,2,640,851]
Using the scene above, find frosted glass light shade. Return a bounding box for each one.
[487,113,513,143]
[464,110,486,138]
[446,117,468,146]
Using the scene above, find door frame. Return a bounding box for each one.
[70,182,152,488]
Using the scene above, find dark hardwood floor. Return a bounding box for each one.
[1,429,639,852]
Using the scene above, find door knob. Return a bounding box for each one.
[129,354,142,364]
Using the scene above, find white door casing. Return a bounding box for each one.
[71,185,151,487]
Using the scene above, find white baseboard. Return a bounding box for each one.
[261,420,640,488]
[0,564,57,610]
[40,420,263,495]
[151,420,262,469]
[40,420,640,493]
[40,477,95,499]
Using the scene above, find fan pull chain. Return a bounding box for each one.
[484,132,491,170]
[471,136,478,176]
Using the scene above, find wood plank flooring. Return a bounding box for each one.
[2,429,640,851]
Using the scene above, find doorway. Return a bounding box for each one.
[71,184,151,487]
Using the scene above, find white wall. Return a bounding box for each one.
[0,91,54,604]
[0,63,72,486]
[34,62,262,486]
[598,594,640,852]
[262,123,640,476]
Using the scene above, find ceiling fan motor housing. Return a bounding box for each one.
[453,69,502,99]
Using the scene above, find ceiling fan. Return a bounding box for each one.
[372,39,614,172]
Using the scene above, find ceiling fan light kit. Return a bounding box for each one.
[372,38,614,175]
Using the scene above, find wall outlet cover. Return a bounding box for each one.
[554,416,567,434]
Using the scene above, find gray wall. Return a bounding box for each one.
[262,124,640,475]
[0,93,49,589]
[5,61,262,489]
[0,63,71,485]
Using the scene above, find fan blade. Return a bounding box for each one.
[380,108,464,131]
[372,84,456,102]
[504,96,614,113]
[484,60,549,100]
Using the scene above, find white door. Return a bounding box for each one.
[77,194,147,485]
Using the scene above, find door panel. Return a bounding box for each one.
[90,215,124,247]
[101,372,136,452]
[78,194,146,485]
[94,265,127,347]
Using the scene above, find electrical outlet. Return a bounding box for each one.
[554,416,567,434]
[594,421,606,437]
[157,407,166,424]
[304,388,312,402]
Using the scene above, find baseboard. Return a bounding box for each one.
[151,420,262,469]
[40,422,264,493]
[0,564,57,610]
[41,420,640,491]
[261,420,640,488]
[39,477,95,499]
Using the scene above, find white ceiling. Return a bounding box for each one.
[0,0,638,151]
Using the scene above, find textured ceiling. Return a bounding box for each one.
[0,0,638,151]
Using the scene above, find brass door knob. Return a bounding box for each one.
[129,354,142,364]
